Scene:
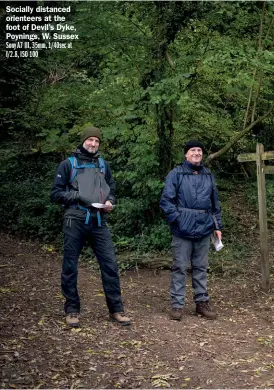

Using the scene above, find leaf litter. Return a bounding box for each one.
[1,231,274,388]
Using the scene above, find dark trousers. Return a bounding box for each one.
[62,217,124,314]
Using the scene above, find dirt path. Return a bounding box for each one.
[1,232,274,389]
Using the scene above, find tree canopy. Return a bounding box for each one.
[0,1,273,253]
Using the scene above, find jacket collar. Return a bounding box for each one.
[73,146,100,162]
[183,160,203,171]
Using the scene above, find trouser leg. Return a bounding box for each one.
[90,223,124,314]
[62,219,85,314]
[191,235,211,303]
[170,235,192,308]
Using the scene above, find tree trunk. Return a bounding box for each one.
[138,1,202,179]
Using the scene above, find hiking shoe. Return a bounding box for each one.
[196,301,217,320]
[66,312,80,327]
[110,312,131,326]
[170,308,183,321]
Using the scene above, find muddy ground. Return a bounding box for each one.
[1,231,274,389]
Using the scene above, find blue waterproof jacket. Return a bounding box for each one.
[160,160,222,239]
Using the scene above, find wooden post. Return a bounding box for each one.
[256,143,270,292]
[238,143,274,292]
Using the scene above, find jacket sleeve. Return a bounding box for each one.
[160,169,180,223]
[105,161,116,205]
[211,175,222,231]
[50,160,79,206]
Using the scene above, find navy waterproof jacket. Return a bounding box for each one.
[160,160,222,239]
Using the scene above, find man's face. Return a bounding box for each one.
[185,147,203,165]
[83,136,100,153]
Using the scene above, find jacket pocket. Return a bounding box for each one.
[177,210,194,236]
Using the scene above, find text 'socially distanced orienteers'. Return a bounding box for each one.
[5,5,79,58]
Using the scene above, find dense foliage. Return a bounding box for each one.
[0,1,273,260]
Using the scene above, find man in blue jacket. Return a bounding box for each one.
[51,127,130,327]
[160,140,222,320]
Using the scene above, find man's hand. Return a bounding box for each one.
[104,200,113,213]
[214,230,222,241]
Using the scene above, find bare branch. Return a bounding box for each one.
[251,1,266,122]
[258,1,266,50]
[206,102,274,164]
[244,2,267,127]
[251,71,263,123]
[243,69,256,129]
[264,17,274,42]
[165,51,174,70]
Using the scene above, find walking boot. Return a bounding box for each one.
[170,308,183,321]
[110,312,131,326]
[196,301,217,320]
[66,312,80,327]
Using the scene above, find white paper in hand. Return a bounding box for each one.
[91,203,105,209]
[211,235,224,251]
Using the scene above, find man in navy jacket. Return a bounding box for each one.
[160,140,222,320]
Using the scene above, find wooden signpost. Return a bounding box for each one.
[238,143,274,292]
